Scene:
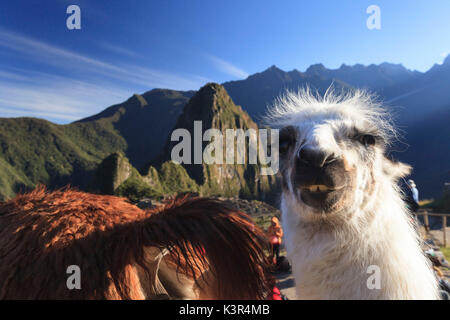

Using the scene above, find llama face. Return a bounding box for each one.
[268,89,398,220]
[278,116,378,214]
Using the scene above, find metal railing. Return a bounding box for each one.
[414,211,449,247]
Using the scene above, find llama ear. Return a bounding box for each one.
[382,157,412,180]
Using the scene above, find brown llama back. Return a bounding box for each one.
[0,187,273,299]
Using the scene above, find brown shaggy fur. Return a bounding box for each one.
[0,187,274,300]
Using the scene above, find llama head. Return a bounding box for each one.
[266,88,411,222]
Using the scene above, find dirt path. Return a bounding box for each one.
[275,271,296,300]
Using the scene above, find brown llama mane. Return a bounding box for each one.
[0,186,274,299]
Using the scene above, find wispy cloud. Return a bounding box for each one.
[98,42,140,58]
[0,28,206,90]
[0,28,208,122]
[0,69,131,122]
[0,28,122,73]
[205,54,249,79]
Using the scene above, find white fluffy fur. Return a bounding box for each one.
[268,88,439,300]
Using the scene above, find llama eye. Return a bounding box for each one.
[359,134,376,147]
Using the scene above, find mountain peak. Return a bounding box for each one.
[259,65,283,74]
[305,63,327,75]
[90,152,132,195]
[151,81,273,200]
[174,82,244,127]
[192,83,231,111]
[198,82,224,94]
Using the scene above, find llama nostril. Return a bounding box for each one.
[298,147,336,168]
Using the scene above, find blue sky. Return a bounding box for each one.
[0,0,449,123]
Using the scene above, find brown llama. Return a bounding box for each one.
[0,187,274,299]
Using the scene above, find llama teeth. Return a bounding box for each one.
[306,184,330,192]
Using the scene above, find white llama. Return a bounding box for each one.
[266,88,439,300]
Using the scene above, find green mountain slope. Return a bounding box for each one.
[0,117,125,199]
[90,152,199,202]
[0,89,193,200]
[77,88,194,169]
[88,83,279,203]
[151,83,278,202]
[1,61,448,200]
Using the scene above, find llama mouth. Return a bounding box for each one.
[298,184,347,211]
[300,184,345,193]
[302,184,333,193]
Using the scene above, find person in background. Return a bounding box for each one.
[267,216,283,265]
[406,179,420,212]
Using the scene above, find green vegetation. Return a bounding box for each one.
[0,156,34,199]
[0,89,194,201]
[89,152,132,194]
[0,83,278,204]
[153,83,277,202]
[90,153,200,202]
[254,214,274,230]
[0,117,125,200]
[158,161,199,195]
[419,199,435,208]
[116,167,162,202]
[440,247,450,262]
